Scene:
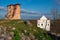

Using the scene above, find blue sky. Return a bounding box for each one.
[0,0,60,20]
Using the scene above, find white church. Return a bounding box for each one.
[37,16,50,31]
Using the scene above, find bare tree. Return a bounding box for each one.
[51,8,60,20]
[51,8,58,20]
[55,0,60,4]
[51,0,60,20]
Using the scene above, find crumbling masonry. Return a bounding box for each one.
[5,4,21,20]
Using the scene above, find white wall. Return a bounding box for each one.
[46,20,50,31]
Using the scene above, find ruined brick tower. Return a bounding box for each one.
[5,4,21,20]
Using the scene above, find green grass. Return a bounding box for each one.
[0,20,52,40]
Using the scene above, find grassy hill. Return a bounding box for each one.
[0,20,52,40]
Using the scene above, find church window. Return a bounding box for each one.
[41,24,43,26]
[48,24,49,26]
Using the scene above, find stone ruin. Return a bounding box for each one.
[5,4,21,20]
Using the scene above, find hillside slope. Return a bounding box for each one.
[0,20,52,40]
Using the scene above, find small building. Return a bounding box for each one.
[37,16,50,31]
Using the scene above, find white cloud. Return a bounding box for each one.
[20,9,39,15]
[0,6,7,11]
[0,6,40,15]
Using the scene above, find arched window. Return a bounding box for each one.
[48,24,49,26]
[41,24,43,26]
